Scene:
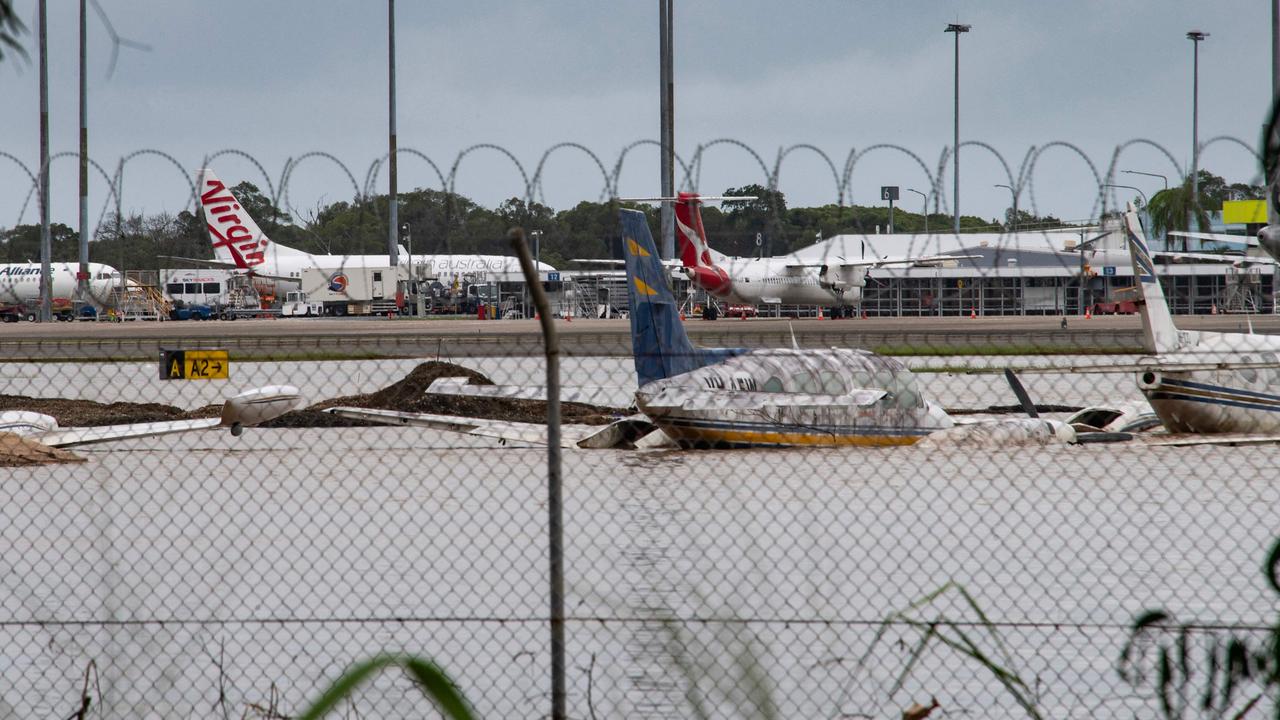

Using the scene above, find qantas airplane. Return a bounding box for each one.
[670,193,973,313]
[0,262,123,319]
[179,169,559,300]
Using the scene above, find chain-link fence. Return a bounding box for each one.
[2,314,1279,718]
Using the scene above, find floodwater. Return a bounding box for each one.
[0,358,1270,718]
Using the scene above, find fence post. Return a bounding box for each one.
[508,227,565,720]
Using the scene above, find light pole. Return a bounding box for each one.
[387,0,399,268]
[1187,30,1209,232]
[994,183,1017,232]
[945,22,971,235]
[907,188,927,233]
[1121,169,1168,192]
[1103,183,1149,209]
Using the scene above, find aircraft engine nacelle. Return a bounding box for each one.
[1258,225,1280,263]
[219,385,302,435]
[1136,370,1163,391]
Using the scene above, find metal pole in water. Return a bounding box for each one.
[509,227,564,720]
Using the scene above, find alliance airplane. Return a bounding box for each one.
[0,262,123,318]
[175,169,559,300]
[0,385,301,450]
[670,193,973,312]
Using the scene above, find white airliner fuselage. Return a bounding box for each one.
[193,169,557,299]
[0,262,122,312]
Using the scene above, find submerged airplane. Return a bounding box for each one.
[670,192,973,313]
[332,211,1083,449]
[0,385,301,451]
[1118,204,1280,435]
[175,168,559,300]
[0,262,124,319]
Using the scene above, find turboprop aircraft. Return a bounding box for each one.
[0,385,301,449]
[668,192,974,315]
[167,168,559,300]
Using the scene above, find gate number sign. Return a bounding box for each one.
[160,349,230,380]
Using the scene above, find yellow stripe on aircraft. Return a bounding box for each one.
[633,278,658,295]
[626,237,651,257]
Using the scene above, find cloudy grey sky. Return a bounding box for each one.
[0,1,1273,236]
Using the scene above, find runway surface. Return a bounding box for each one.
[3,315,1279,359]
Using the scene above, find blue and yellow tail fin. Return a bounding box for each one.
[621,209,740,387]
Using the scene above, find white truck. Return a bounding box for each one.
[280,290,324,317]
[301,266,407,316]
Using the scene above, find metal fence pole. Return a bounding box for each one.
[509,227,565,720]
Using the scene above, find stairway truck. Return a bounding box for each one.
[301,266,408,317]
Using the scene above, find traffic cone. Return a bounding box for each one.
[861,309,867,320]
[679,311,686,321]
[817,307,824,320]
[969,307,977,319]
[1085,307,1092,320]
[1211,303,1218,315]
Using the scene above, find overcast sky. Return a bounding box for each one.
[0,1,1273,237]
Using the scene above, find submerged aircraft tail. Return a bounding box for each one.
[197,168,307,272]
[1122,203,1184,353]
[620,209,737,386]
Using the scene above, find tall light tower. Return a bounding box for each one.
[387,0,400,268]
[658,0,675,260]
[994,183,1016,232]
[945,23,971,235]
[1187,30,1209,232]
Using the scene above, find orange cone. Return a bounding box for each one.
[969,308,977,319]
[1085,308,1092,320]
[817,307,824,320]
[679,311,686,321]
[861,309,867,319]
[1211,303,1218,315]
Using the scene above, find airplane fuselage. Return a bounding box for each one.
[1135,333,1280,434]
[0,262,122,309]
[635,348,952,448]
[685,256,866,307]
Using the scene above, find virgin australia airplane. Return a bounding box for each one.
[169,169,559,300]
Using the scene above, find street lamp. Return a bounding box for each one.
[1187,30,1209,231]
[994,183,1017,232]
[1103,183,1149,209]
[906,188,928,233]
[945,22,971,235]
[1121,169,1168,191]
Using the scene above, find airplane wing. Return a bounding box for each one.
[1010,357,1280,374]
[1151,250,1274,265]
[324,407,652,449]
[32,418,222,447]
[425,377,631,406]
[569,258,682,268]
[1144,433,1280,447]
[157,256,297,281]
[1167,231,1259,246]
[784,254,980,270]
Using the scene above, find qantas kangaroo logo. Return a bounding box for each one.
[201,178,267,269]
[674,193,732,297]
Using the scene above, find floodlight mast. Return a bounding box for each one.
[945,23,971,235]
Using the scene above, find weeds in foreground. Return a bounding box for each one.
[1118,537,1280,719]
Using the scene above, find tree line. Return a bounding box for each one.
[0,179,1115,274]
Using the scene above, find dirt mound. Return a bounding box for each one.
[0,361,625,431]
[265,360,625,428]
[0,395,220,426]
[0,433,85,467]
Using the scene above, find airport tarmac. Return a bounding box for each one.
[5,315,1280,360]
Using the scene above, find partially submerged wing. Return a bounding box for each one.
[33,418,222,447]
[426,377,629,406]
[324,407,652,449]
[1145,433,1280,447]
